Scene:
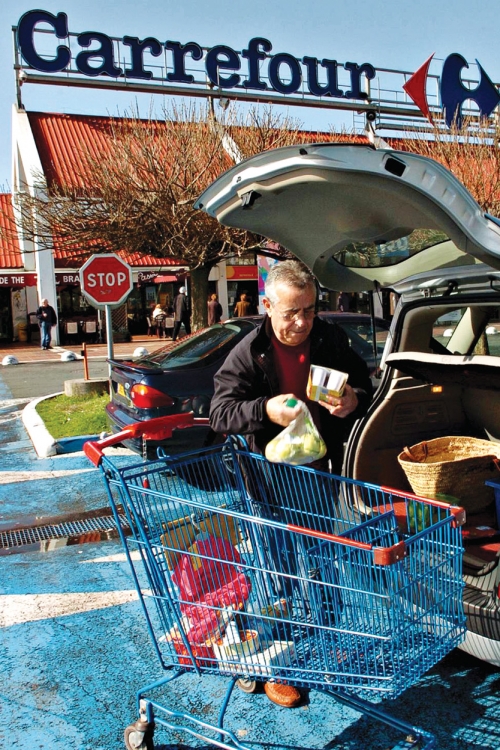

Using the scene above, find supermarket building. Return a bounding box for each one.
[1,8,498,344]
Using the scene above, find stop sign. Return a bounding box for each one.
[80,254,133,309]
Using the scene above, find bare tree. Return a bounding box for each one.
[4,101,363,329]
[398,117,500,217]
[6,102,311,328]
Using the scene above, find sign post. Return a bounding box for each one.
[79,254,133,370]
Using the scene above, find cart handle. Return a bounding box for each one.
[84,414,208,466]
[380,484,466,527]
[287,523,407,565]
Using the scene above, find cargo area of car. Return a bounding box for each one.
[350,351,500,637]
[352,352,500,496]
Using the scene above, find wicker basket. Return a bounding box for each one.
[397,436,500,513]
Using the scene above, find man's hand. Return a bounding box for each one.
[265,394,301,427]
[318,383,358,418]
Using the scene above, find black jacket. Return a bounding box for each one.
[36,304,57,326]
[210,316,373,472]
[173,293,190,320]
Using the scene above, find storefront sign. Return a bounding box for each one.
[226,265,257,281]
[56,273,80,285]
[404,52,500,128]
[137,271,159,283]
[0,273,37,286]
[16,10,376,102]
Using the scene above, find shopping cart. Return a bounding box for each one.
[85,416,466,750]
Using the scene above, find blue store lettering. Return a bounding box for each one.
[17,10,375,102]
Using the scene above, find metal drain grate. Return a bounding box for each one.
[0,512,130,552]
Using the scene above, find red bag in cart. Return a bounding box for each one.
[172,534,251,643]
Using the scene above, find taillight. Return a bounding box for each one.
[130,384,174,409]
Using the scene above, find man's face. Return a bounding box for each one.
[263,282,316,346]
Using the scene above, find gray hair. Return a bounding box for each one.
[265,260,317,305]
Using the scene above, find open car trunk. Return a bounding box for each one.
[350,350,500,500]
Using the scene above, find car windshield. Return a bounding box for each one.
[136,320,256,370]
[332,229,449,268]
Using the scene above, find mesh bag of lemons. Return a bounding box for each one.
[265,398,327,465]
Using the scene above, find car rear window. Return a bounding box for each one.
[139,320,256,370]
[332,229,449,268]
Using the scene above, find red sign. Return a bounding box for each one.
[0,273,37,287]
[56,273,80,286]
[226,265,257,281]
[79,254,133,308]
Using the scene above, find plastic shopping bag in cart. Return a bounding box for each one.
[172,533,252,643]
[265,399,326,465]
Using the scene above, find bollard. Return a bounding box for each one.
[81,342,89,380]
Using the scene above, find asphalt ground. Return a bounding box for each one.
[1,344,500,749]
[0,335,173,398]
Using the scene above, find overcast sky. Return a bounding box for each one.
[1,0,500,190]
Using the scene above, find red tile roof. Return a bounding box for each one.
[0,194,23,268]
[28,112,116,189]
[27,112,222,267]
[26,111,370,269]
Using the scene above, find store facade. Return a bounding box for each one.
[4,11,498,342]
[2,109,192,343]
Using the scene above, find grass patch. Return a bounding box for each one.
[35,392,109,439]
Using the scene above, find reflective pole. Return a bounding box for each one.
[105,304,114,377]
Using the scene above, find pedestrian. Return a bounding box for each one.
[207,293,223,326]
[233,292,252,317]
[36,298,58,350]
[172,287,191,341]
[152,303,166,338]
[163,300,175,339]
[209,259,373,708]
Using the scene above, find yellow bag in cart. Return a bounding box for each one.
[265,399,326,465]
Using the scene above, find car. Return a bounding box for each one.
[106,311,390,456]
[196,142,500,667]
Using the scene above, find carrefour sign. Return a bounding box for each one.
[404,52,500,128]
[16,9,376,102]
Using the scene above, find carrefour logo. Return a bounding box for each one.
[16,9,376,102]
[404,53,500,128]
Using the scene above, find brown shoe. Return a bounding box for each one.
[264,681,302,708]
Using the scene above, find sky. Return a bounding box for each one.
[1,0,500,191]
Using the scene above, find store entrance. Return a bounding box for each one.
[0,288,12,340]
[228,281,259,318]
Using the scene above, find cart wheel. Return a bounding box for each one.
[236,677,260,694]
[124,723,155,750]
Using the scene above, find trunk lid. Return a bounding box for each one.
[196,143,500,292]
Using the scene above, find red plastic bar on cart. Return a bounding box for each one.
[287,523,408,566]
[380,485,466,527]
[83,414,208,466]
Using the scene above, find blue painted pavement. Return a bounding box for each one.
[1,371,500,749]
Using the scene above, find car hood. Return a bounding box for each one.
[195,143,500,292]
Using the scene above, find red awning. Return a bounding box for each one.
[154,275,178,283]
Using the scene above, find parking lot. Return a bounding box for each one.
[1,361,500,749]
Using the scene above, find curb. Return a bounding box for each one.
[21,393,100,458]
[22,393,62,457]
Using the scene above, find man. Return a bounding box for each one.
[152,303,167,338]
[36,298,58,350]
[210,260,373,474]
[207,293,223,326]
[172,286,191,341]
[233,292,253,317]
[209,260,373,708]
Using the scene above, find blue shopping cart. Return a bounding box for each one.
[85,416,466,750]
